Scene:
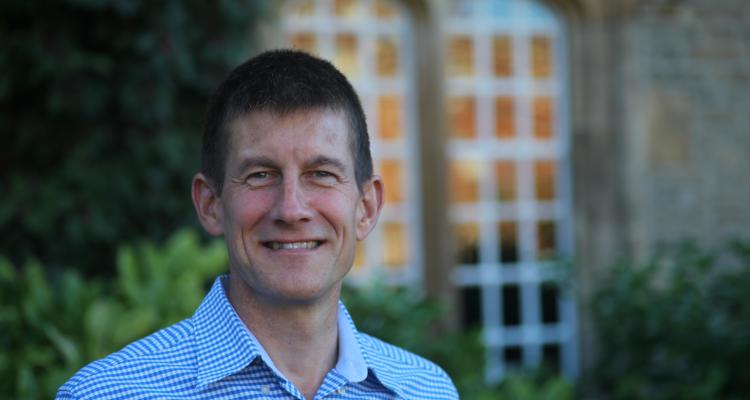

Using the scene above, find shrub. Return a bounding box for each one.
[0,230,226,399]
[0,228,574,399]
[591,240,750,399]
[0,0,266,277]
[342,281,575,399]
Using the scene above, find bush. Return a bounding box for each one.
[342,281,575,399]
[0,230,227,399]
[0,0,267,277]
[591,240,750,399]
[0,228,574,399]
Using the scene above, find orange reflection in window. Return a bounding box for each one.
[376,36,399,77]
[534,160,556,200]
[449,96,476,139]
[383,222,408,268]
[495,96,515,138]
[450,159,481,203]
[380,159,403,203]
[335,33,358,77]
[288,0,314,16]
[378,95,401,139]
[448,36,474,76]
[493,35,513,77]
[334,0,361,18]
[374,0,396,18]
[531,35,552,78]
[495,161,516,201]
[499,221,519,263]
[537,220,556,259]
[455,222,480,264]
[289,33,317,54]
[533,96,554,139]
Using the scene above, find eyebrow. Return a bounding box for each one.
[233,155,348,175]
[234,156,278,176]
[304,155,347,173]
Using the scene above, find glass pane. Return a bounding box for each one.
[378,95,401,139]
[537,220,556,259]
[499,221,518,263]
[540,283,559,323]
[460,286,482,329]
[335,33,359,77]
[495,160,516,201]
[380,159,403,203]
[532,96,554,139]
[289,33,317,54]
[494,96,515,138]
[373,0,396,19]
[534,160,555,200]
[353,241,365,270]
[449,96,476,139]
[383,222,407,267]
[455,222,479,264]
[531,35,552,78]
[287,0,315,17]
[503,346,523,368]
[450,159,480,203]
[376,36,399,77]
[542,343,561,373]
[334,0,362,18]
[493,35,513,77]
[502,284,521,325]
[447,35,474,76]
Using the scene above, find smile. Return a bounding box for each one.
[263,240,323,250]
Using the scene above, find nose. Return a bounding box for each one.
[272,177,313,224]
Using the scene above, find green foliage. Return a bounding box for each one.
[342,282,575,399]
[0,0,268,276]
[591,240,750,399]
[0,229,227,399]
[0,226,573,399]
[493,371,575,400]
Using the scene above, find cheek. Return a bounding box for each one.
[226,192,274,230]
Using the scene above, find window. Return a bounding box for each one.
[279,0,577,383]
[282,0,422,284]
[445,0,577,382]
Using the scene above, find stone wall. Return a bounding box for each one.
[558,0,750,373]
[621,0,750,258]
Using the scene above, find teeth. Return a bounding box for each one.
[268,241,319,250]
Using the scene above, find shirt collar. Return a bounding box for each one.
[192,276,371,388]
[334,301,368,382]
[338,303,406,398]
[193,276,262,389]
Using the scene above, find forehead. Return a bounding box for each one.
[226,108,354,164]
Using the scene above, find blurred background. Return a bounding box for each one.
[2,0,749,398]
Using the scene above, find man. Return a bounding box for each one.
[57,50,458,399]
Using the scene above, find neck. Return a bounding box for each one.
[227,277,340,400]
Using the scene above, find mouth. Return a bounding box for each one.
[262,240,324,250]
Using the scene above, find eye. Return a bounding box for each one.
[312,171,333,178]
[309,170,339,185]
[244,171,277,187]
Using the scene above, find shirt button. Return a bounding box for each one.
[336,388,347,395]
[261,385,271,394]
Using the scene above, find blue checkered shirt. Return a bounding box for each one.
[56,277,458,399]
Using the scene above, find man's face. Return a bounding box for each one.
[200,108,381,305]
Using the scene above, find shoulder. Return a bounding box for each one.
[358,333,459,399]
[56,318,195,400]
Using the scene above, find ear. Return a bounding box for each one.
[355,175,384,241]
[191,173,224,236]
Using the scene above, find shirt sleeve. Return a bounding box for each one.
[55,387,76,400]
